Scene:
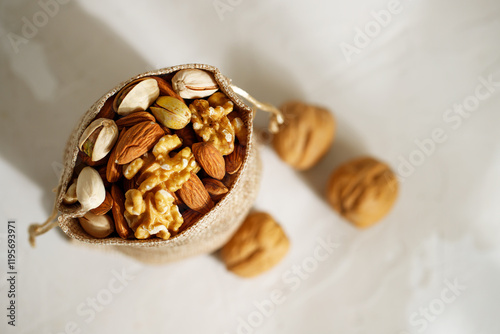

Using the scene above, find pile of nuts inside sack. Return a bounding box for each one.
[64,69,247,241]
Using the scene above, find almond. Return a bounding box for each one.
[111,184,134,239]
[177,173,214,214]
[114,121,164,164]
[192,142,225,180]
[178,209,203,234]
[174,124,197,148]
[90,191,113,215]
[202,178,228,201]
[122,175,137,193]
[159,124,172,135]
[222,173,238,188]
[151,76,185,103]
[106,128,126,183]
[95,97,116,120]
[171,190,183,206]
[115,111,156,130]
[97,166,111,188]
[225,144,244,175]
[78,150,108,167]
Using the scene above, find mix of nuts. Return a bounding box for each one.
[64,69,248,240]
[58,67,398,278]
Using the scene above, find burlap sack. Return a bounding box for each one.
[31,64,263,264]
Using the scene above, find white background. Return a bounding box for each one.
[1,0,500,333]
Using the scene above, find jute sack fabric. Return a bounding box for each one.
[31,64,262,264]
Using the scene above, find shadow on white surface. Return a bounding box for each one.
[223,46,306,131]
[220,47,370,202]
[0,1,150,217]
[299,121,369,203]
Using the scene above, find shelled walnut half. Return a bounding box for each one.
[122,134,199,239]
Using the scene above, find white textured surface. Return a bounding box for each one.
[1,0,500,333]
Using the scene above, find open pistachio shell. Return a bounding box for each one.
[114,78,160,115]
[150,96,191,130]
[172,69,218,99]
[79,118,119,161]
[76,166,106,210]
[78,212,114,238]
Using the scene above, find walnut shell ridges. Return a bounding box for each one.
[273,101,335,170]
[326,157,398,228]
[221,212,289,277]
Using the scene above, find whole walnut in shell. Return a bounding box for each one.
[221,212,289,278]
[326,157,398,228]
[273,101,335,170]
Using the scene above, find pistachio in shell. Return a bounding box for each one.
[79,118,119,162]
[114,78,160,115]
[150,96,191,130]
[76,166,106,211]
[78,212,114,238]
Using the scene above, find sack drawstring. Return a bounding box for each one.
[230,85,284,133]
[28,186,61,247]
